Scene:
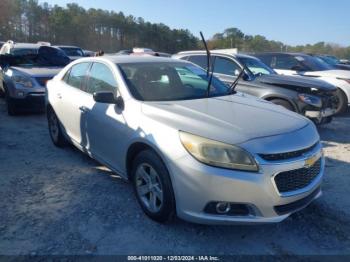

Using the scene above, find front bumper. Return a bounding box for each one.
[8,92,46,111]
[168,143,324,225]
[305,107,336,119]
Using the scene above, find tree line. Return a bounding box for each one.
[0,0,349,58]
[0,0,198,53]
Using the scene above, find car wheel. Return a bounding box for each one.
[270,99,295,112]
[335,89,348,115]
[47,107,67,147]
[131,150,176,223]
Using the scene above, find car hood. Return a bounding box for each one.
[10,66,62,77]
[256,74,336,91]
[302,69,350,79]
[141,93,310,146]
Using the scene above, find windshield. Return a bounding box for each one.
[118,62,230,101]
[10,48,38,56]
[60,47,84,57]
[238,56,276,76]
[294,55,332,71]
[319,56,339,66]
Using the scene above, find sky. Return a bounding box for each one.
[40,0,350,46]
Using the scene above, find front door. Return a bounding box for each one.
[82,62,130,171]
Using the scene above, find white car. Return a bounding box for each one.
[45,56,324,224]
[255,52,350,114]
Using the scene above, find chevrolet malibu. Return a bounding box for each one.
[46,56,324,224]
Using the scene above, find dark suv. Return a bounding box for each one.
[173,50,338,124]
[0,42,70,115]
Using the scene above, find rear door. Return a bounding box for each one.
[55,62,91,145]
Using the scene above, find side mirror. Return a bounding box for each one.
[242,72,250,81]
[115,96,124,110]
[93,91,124,110]
[93,91,116,104]
[291,65,305,72]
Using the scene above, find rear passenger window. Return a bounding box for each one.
[66,62,90,90]
[62,69,71,83]
[275,55,298,70]
[188,55,208,70]
[86,63,117,94]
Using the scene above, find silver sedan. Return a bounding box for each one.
[46,56,324,224]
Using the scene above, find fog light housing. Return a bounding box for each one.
[204,202,252,216]
[216,202,231,214]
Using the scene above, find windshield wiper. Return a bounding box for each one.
[228,67,245,94]
[200,32,215,98]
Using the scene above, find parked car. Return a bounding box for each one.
[313,54,350,71]
[0,40,49,56]
[255,52,350,114]
[115,48,171,57]
[340,59,350,65]
[83,49,95,57]
[173,50,338,124]
[54,45,85,61]
[46,55,324,224]
[0,43,70,115]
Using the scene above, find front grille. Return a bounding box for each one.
[35,77,52,87]
[321,94,338,109]
[274,159,322,193]
[274,187,321,215]
[259,143,318,161]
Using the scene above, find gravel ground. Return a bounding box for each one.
[0,98,350,256]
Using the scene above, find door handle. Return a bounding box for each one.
[57,93,62,99]
[79,106,89,113]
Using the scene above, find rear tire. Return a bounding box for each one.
[47,107,67,147]
[335,89,348,115]
[131,149,176,223]
[270,98,295,112]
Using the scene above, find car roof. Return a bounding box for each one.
[100,55,189,64]
[54,45,81,49]
[176,50,257,59]
[255,52,310,57]
[10,43,42,49]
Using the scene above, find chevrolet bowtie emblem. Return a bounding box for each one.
[304,155,319,168]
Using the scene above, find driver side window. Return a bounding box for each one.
[86,63,118,94]
[213,56,241,76]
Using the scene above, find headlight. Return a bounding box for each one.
[12,75,33,88]
[179,131,259,172]
[298,93,322,107]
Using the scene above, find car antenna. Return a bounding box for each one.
[200,31,215,98]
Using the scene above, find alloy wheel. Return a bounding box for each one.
[135,163,164,213]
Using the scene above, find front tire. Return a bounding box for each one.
[47,107,67,147]
[335,89,348,115]
[131,150,176,223]
[270,98,295,112]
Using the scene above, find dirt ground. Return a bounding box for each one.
[0,98,349,256]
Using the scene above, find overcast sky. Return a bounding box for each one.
[41,0,350,46]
